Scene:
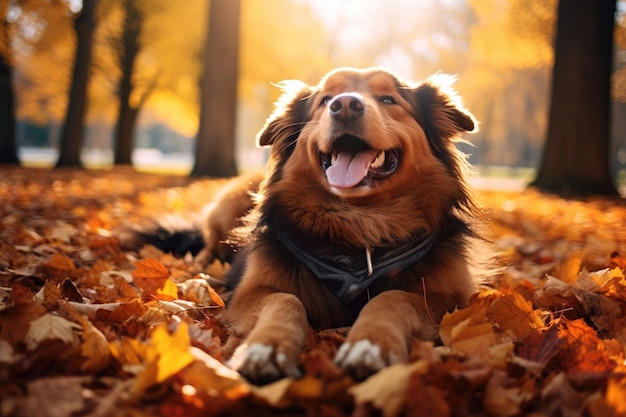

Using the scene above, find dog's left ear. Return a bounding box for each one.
[411,74,477,143]
[257,80,315,152]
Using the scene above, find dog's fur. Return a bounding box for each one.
[209,67,483,383]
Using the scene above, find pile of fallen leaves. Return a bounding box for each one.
[1,166,625,417]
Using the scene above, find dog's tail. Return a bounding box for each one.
[118,215,206,257]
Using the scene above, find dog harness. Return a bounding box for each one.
[277,230,437,305]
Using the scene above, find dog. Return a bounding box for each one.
[210,67,482,383]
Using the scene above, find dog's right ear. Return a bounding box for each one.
[257,80,315,151]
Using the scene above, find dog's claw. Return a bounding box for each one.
[228,343,300,384]
[335,339,394,381]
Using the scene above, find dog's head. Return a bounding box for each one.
[257,67,476,204]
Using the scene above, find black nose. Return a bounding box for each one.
[329,93,365,121]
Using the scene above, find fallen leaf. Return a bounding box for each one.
[178,277,225,308]
[134,321,195,396]
[349,362,419,417]
[132,258,171,298]
[25,313,82,351]
[80,319,111,373]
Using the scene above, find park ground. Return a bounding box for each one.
[1,166,626,417]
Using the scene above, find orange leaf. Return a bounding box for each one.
[46,253,76,271]
[132,258,170,296]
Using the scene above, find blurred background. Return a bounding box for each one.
[2,0,625,187]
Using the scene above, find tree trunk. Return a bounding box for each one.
[530,0,618,197]
[0,49,18,165]
[55,0,97,168]
[190,0,240,178]
[113,0,142,166]
[0,6,19,165]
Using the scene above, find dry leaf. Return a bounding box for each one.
[25,313,82,351]
[132,258,171,297]
[349,362,419,417]
[134,321,195,396]
[178,277,225,308]
[80,319,111,373]
[3,168,626,416]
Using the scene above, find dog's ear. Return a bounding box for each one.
[257,80,315,151]
[411,74,477,143]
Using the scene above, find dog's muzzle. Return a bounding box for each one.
[320,135,400,189]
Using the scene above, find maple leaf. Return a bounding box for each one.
[486,289,545,340]
[440,302,498,355]
[133,321,195,396]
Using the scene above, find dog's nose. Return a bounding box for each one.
[329,93,365,121]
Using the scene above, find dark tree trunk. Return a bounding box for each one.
[530,0,618,197]
[56,0,97,168]
[0,5,19,165]
[190,0,240,178]
[0,49,18,165]
[113,0,142,166]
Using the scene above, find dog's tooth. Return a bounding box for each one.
[331,153,337,165]
[370,152,385,169]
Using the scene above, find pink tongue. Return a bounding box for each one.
[326,150,378,188]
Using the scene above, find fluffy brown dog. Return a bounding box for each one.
[216,67,482,383]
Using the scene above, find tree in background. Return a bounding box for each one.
[0,2,19,165]
[56,0,97,168]
[190,0,240,177]
[530,0,619,196]
[112,0,146,166]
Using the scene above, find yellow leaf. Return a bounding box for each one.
[439,302,488,347]
[134,322,194,396]
[110,337,148,368]
[552,252,582,284]
[155,278,179,301]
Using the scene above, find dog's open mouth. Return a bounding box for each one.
[320,135,401,189]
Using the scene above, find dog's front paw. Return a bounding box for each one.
[335,339,400,381]
[228,342,300,384]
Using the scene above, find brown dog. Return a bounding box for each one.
[213,67,481,383]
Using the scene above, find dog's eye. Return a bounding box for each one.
[320,96,332,106]
[380,95,397,105]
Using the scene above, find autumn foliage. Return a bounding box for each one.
[1,167,626,417]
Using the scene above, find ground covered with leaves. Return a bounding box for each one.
[1,166,626,417]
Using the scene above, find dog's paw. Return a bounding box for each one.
[228,342,300,384]
[335,339,399,381]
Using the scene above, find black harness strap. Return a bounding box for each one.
[277,230,437,305]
